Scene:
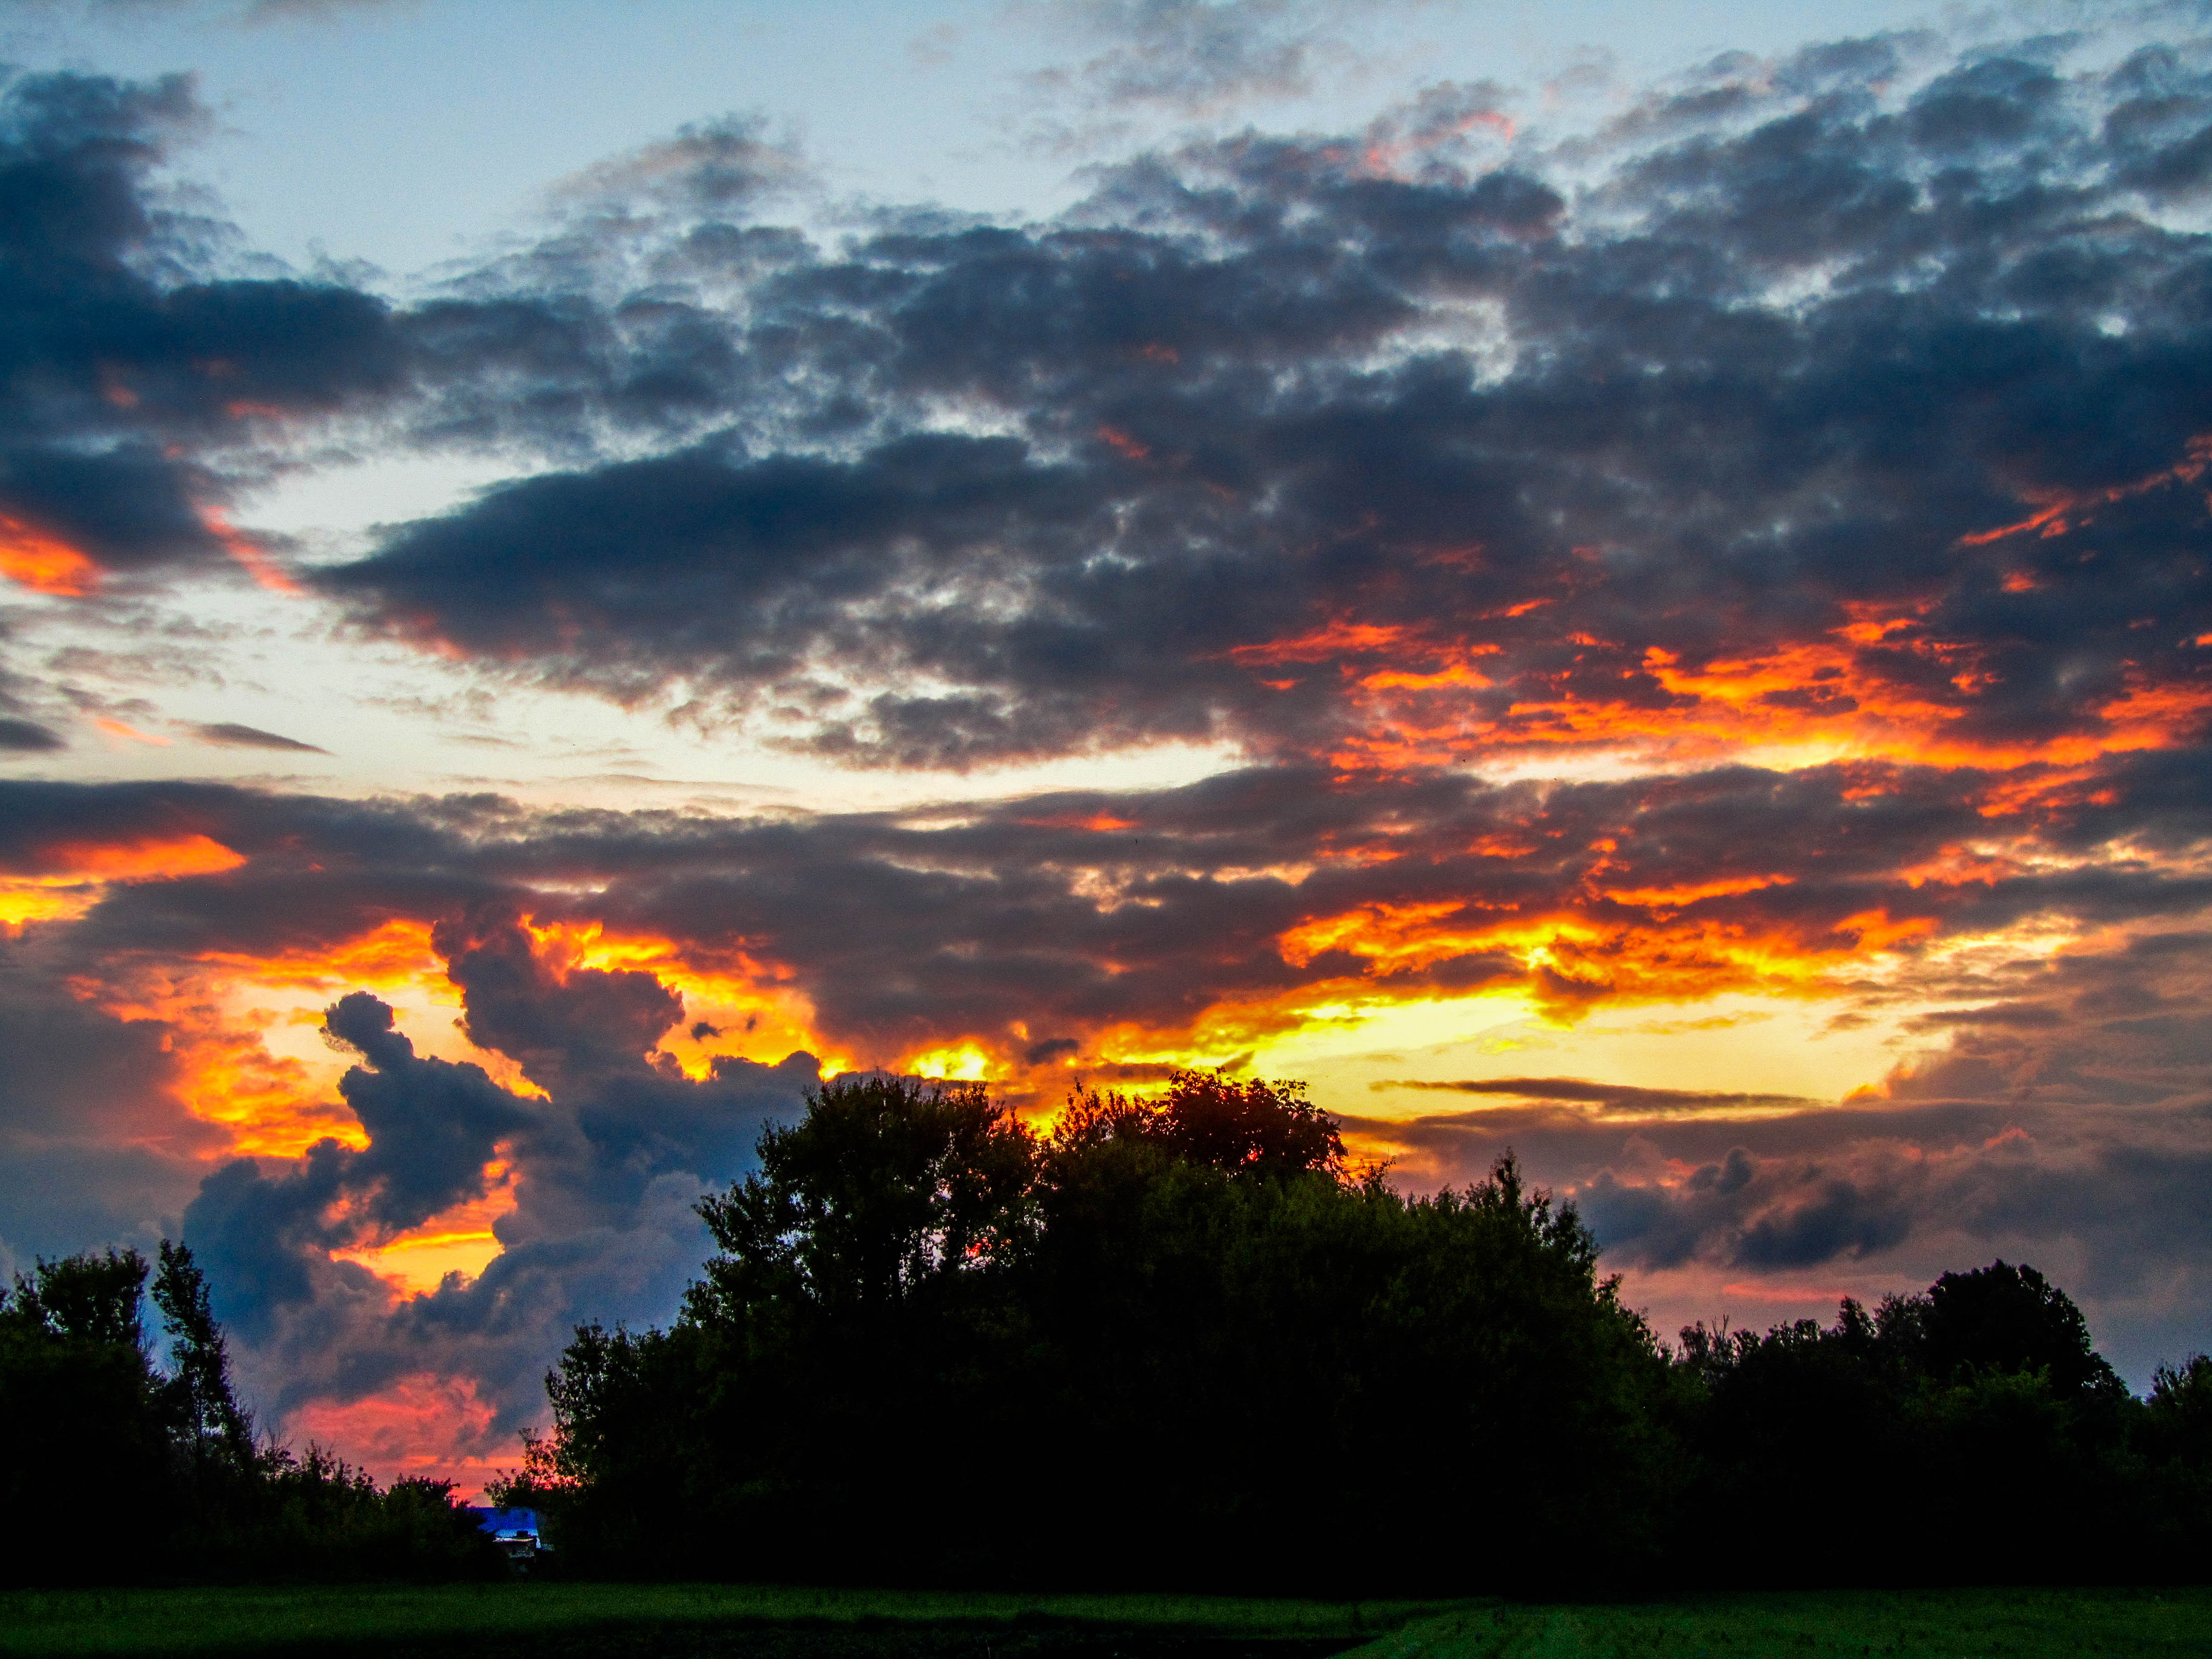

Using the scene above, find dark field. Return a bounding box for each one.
[4,1585,2209,1658]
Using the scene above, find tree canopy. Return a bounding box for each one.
[515,1071,2212,1591]
[0,1240,497,1585]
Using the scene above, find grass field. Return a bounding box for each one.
[1358,1589,2212,1658]
[2,1584,2207,1658]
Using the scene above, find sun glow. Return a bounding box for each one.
[331,1167,518,1295]
[521,917,848,1076]
[83,919,530,1157]
[902,1042,993,1081]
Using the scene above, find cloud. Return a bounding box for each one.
[1374,1077,1825,1115]
[1022,0,1376,118]
[24,0,407,22]
[6,9,2212,1454]
[296,24,2212,781]
[178,972,816,1439]
[0,942,219,1276]
[0,69,410,598]
[0,717,63,750]
[190,721,328,753]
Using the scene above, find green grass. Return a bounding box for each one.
[0,1582,1436,1656]
[1345,1588,2212,1659]
[3,1584,2208,1658]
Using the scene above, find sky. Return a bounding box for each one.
[3,0,2211,1494]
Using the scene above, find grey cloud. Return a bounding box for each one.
[1024,0,1367,118]
[175,931,818,1437]
[0,945,217,1268]
[0,717,63,750]
[302,20,2212,774]
[192,721,327,753]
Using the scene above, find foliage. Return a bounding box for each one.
[521,1071,2212,1593]
[528,1071,1674,1590]
[1672,1263,2189,1584]
[15,1071,2212,1597]
[0,1241,499,1586]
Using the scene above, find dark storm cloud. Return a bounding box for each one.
[0,68,785,607]
[310,19,2212,772]
[181,952,816,1430]
[0,68,406,585]
[183,992,536,1330]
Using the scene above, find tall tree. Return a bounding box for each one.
[153,1239,256,1475]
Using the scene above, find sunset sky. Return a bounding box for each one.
[5,0,2211,1493]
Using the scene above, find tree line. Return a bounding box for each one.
[10,1070,2209,1590]
[499,1073,2212,1591]
[0,1239,499,1584]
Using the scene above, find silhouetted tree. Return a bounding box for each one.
[0,1241,498,1585]
[0,1249,171,1583]
[1674,1260,2150,1586]
[153,1238,256,1480]
[532,1073,1674,1590]
[1921,1260,2127,1402]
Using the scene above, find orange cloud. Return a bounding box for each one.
[1,833,247,934]
[0,512,100,596]
[1019,812,1139,832]
[332,1168,517,1295]
[1304,602,2212,776]
[522,918,848,1077]
[1956,433,2212,548]
[1276,898,1929,1014]
[287,1373,509,1499]
[198,505,298,593]
[95,719,171,747]
[1227,617,1419,666]
[82,919,512,1157]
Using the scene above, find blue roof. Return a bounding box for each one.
[467,1506,539,1536]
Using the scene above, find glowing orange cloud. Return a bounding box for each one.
[1019,812,1139,832]
[1276,897,1933,1014]
[0,513,101,595]
[2,833,247,932]
[198,505,298,593]
[1598,874,1794,911]
[288,1373,508,1500]
[522,918,849,1078]
[1273,595,2212,777]
[1956,433,2212,547]
[81,919,524,1158]
[1228,618,1419,666]
[332,1168,518,1295]
[14,833,246,881]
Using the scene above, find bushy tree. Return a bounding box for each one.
[0,1240,500,1585]
[0,1249,171,1582]
[1673,1261,2153,1585]
[531,1071,1673,1590]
